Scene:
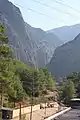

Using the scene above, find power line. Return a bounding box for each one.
[28,8,65,23]
[28,8,54,19]
[13,1,80,26]
[15,0,80,15]
[14,2,67,24]
[15,3,24,8]
[32,0,80,19]
[14,3,51,20]
[55,0,80,14]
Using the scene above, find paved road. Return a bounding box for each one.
[54,109,80,120]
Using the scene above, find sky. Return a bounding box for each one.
[10,0,80,30]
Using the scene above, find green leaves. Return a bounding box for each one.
[0,46,12,57]
[59,78,75,104]
[0,34,9,43]
[0,24,11,57]
[39,68,55,91]
[0,24,56,106]
[0,24,9,44]
[0,24,25,105]
[0,24,4,33]
[16,66,55,97]
[8,74,24,102]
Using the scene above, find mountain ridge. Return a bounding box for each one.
[47,33,80,81]
[48,23,80,42]
[0,0,63,68]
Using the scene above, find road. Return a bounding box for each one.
[54,109,80,120]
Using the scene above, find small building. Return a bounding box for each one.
[1,107,13,120]
[70,98,80,109]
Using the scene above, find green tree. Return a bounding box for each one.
[67,72,80,98]
[59,80,75,104]
[8,74,25,105]
[40,68,55,91]
[0,24,25,107]
[16,67,55,97]
[0,24,12,106]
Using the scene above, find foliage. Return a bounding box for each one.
[0,24,25,106]
[41,68,55,91]
[58,72,80,104]
[0,24,12,106]
[8,74,25,102]
[16,67,55,97]
[0,24,56,107]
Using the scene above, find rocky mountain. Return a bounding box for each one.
[48,24,80,42]
[25,23,63,67]
[47,33,80,81]
[0,0,63,68]
[0,0,36,66]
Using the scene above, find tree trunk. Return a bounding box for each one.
[19,103,21,120]
[13,101,15,108]
[1,86,3,107]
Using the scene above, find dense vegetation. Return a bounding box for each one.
[1,24,80,108]
[0,24,25,106]
[58,72,80,104]
[0,24,55,107]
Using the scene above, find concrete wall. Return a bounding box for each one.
[13,104,40,120]
[12,102,59,120]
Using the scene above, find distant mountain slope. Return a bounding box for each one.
[48,24,80,42]
[0,0,35,66]
[47,33,80,81]
[0,0,63,68]
[25,23,63,67]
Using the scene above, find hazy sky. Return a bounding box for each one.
[10,0,80,30]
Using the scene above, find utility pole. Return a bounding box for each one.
[1,86,3,107]
[19,103,21,120]
[45,102,46,118]
[30,79,34,120]
[30,50,38,120]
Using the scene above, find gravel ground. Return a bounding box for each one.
[26,107,58,120]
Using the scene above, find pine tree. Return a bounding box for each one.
[0,24,12,106]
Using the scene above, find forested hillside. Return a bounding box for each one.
[0,24,55,107]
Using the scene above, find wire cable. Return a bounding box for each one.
[14,2,67,24]
[32,0,80,19]
[55,0,80,13]
[13,1,80,25]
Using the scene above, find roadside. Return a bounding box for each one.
[13,102,66,120]
[25,107,59,120]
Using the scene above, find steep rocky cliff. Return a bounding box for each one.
[48,33,80,81]
[0,0,36,66]
[0,0,62,67]
[25,23,63,67]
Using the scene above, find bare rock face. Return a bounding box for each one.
[47,33,80,81]
[0,0,62,67]
[25,23,63,68]
[0,0,37,66]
